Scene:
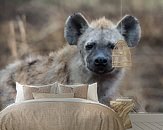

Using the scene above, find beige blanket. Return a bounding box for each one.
[0,98,125,130]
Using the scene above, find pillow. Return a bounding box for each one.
[15,82,58,103]
[32,93,74,99]
[87,83,98,102]
[58,83,88,99]
[58,83,98,102]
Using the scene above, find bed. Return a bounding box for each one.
[0,98,125,130]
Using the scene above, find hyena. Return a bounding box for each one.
[0,13,141,110]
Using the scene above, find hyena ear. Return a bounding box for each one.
[116,15,141,47]
[64,13,89,45]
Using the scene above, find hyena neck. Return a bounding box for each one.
[96,69,125,104]
[69,52,125,104]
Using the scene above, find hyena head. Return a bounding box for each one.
[64,13,141,74]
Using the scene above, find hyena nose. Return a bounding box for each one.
[94,57,108,66]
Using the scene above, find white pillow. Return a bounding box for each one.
[15,82,25,103]
[87,83,98,102]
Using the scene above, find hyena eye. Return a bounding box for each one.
[85,43,95,50]
[107,44,115,49]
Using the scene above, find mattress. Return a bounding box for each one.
[128,113,163,130]
[0,98,125,130]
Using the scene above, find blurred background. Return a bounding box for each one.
[0,0,163,112]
